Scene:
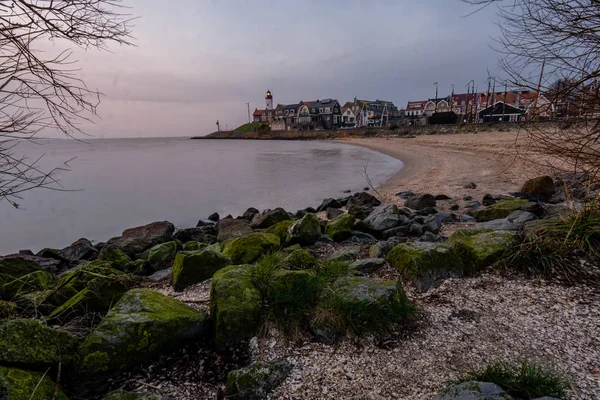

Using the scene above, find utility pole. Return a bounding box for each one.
[450,84,455,113]
[434,82,439,113]
[246,103,251,125]
[466,80,474,123]
[216,120,220,132]
[533,60,546,121]
[502,81,507,121]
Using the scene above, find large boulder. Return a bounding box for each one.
[75,289,208,385]
[59,238,98,263]
[405,194,436,210]
[3,270,54,300]
[346,192,381,209]
[216,218,253,242]
[210,266,262,349]
[0,366,68,400]
[227,359,292,400]
[360,204,406,237]
[0,319,79,369]
[172,248,231,291]
[387,242,463,292]
[448,230,519,273]
[350,258,387,273]
[328,246,360,262]
[265,220,294,244]
[470,198,539,222]
[251,208,291,229]
[100,221,175,258]
[287,213,321,246]
[325,213,355,242]
[173,227,217,244]
[223,233,280,265]
[139,241,180,273]
[316,198,342,212]
[97,248,131,270]
[434,381,515,400]
[280,247,318,270]
[369,237,406,259]
[0,254,60,281]
[520,175,556,201]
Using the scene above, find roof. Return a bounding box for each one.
[253,109,264,117]
[406,100,428,110]
[478,102,524,116]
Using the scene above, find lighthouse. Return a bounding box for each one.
[265,90,273,110]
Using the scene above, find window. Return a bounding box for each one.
[311,108,315,113]
[325,107,331,113]
[319,108,324,113]
[290,110,294,114]
[285,110,288,115]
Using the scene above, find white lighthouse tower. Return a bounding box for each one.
[265,90,273,110]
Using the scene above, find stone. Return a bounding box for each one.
[223,233,280,265]
[0,319,79,369]
[227,359,292,400]
[265,220,294,244]
[36,248,64,261]
[405,194,436,210]
[506,210,538,226]
[476,219,519,231]
[3,270,54,299]
[208,212,220,222]
[361,204,405,237]
[416,207,438,216]
[420,232,442,242]
[387,242,463,292]
[409,222,424,236]
[424,215,443,234]
[196,219,215,227]
[337,195,351,205]
[434,381,514,400]
[216,218,253,242]
[100,221,175,258]
[369,237,406,259]
[172,248,231,291]
[450,204,460,211]
[460,214,477,222]
[139,241,180,273]
[0,366,68,400]
[241,207,260,221]
[436,213,460,223]
[147,267,172,282]
[173,227,217,244]
[521,175,556,201]
[59,238,98,263]
[75,289,208,384]
[449,230,519,273]
[466,201,482,209]
[97,248,131,270]
[348,231,378,243]
[0,254,60,281]
[210,266,262,348]
[482,193,510,206]
[325,213,355,242]
[328,246,360,262]
[382,225,411,239]
[464,182,477,189]
[346,192,381,208]
[326,207,344,219]
[317,198,342,212]
[251,208,291,229]
[287,213,322,246]
[280,248,318,270]
[396,191,415,199]
[435,194,452,200]
[350,258,387,273]
[103,389,163,400]
[18,250,34,256]
[470,198,539,222]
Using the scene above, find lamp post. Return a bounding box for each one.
[434,82,439,113]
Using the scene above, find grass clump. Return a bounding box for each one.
[453,360,570,400]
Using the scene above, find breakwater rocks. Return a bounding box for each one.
[0,173,595,399]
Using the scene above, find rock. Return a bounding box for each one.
[172,248,231,291]
[295,207,317,219]
[521,175,556,201]
[270,270,319,320]
[424,215,443,234]
[139,241,180,273]
[227,359,292,400]
[416,207,438,216]
[196,219,216,227]
[466,201,482,209]
[328,246,360,262]
[100,221,175,258]
[382,225,411,239]
[336,195,351,206]
[210,266,262,348]
[463,196,473,201]
[173,227,218,244]
[0,366,68,399]
[0,300,15,318]
[506,210,538,226]
[280,247,318,270]
[241,207,260,221]
[450,204,460,211]
[470,198,539,222]
[405,194,436,210]
[75,289,208,384]
[36,248,64,261]
[147,267,172,282]
[350,258,387,273]
[396,191,415,199]
[326,207,344,219]
[482,193,510,206]
[18,250,34,256]
[265,220,294,244]
[361,204,406,237]
[434,381,513,400]
[223,233,280,265]
[348,231,378,243]
[409,222,424,236]
[251,208,291,229]
[317,198,342,212]
[346,192,381,209]
[208,212,220,222]
[325,213,355,242]
[216,218,253,242]
[387,242,463,292]
[98,248,131,270]
[434,194,452,200]
[59,238,98,263]
[0,254,60,280]
[436,213,460,223]
[3,270,54,299]
[460,214,477,223]
[398,207,414,218]
[420,232,442,242]
[464,182,477,189]
[287,213,322,246]
[449,230,519,273]
[0,319,79,369]
[476,218,519,231]
[369,237,406,259]
[103,389,163,400]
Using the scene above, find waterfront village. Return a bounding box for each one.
[250,88,556,131]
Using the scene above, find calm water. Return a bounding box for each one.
[0,138,402,255]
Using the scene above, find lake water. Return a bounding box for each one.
[0,138,402,255]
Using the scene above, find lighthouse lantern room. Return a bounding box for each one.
[265,90,273,110]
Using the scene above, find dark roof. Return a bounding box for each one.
[284,104,299,111]
[478,102,524,116]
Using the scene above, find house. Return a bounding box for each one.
[423,97,451,116]
[405,100,428,117]
[252,109,264,123]
[346,98,400,127]
[341,103,356,127]
[478,102,524,123]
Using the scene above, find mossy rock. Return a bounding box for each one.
[328,246,360,262]
[287,213,322,246]
[387,242,463,292]
[103,389,163,400]
[124,259,150,276]
[280,248,318,270]
[210,266,262,349]
[3,270,55,300]
[36,248,63,260]
[183,241,203,251]
[268,270,320,326]
[223,233,280,265]
[448,229,519,273]
[139,241,180,272]
[0,365,68,400]
[13,290,51,315]
[520,175,555,200]
[325,213,355,242]
[172,249,231,291]
[0,254,59,281]
[434,381,514,400]
[97,248,131,270]
[265,220,294,244]
[0,300,15,318]
[470,198,537,222]
[227,359,292,400]
[75,288,208,384]
[0,319,79,369]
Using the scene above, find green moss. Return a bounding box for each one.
[36,248,62,260]
[0,319,79,369]
[3,270,55,300]
[265,220,294,244]
[227,359,292,400]
[471,198,537,222]
[210,266,262,349]
[0,365,68,400]
[287,213,322,246]
[223,233,280,265]
[325,213,355,241]
[449,230,519,273]
[172,248,231,291]
[280,248,318,270]
[0,257,44,280]
[268,270,320,333]
[98,248,131,270]
[141,241,179,269]
[0,300,15,318]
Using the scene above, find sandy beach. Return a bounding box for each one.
[343,130,551,204]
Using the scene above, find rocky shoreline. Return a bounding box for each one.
[0,173,598,399]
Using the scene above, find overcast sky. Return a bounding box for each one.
[66,0,502,138]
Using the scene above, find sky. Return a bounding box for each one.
[56,0,503,138]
